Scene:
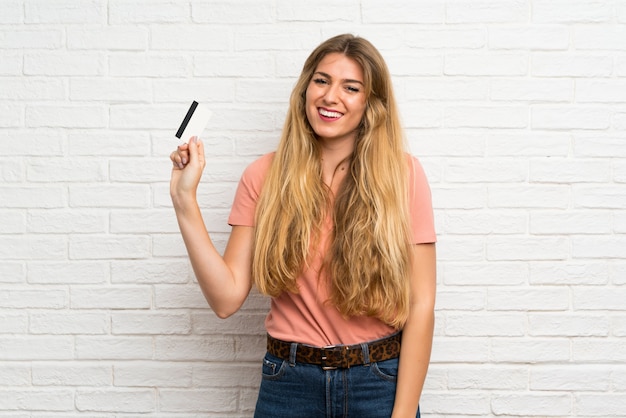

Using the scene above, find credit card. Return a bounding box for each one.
[175,101,212,140]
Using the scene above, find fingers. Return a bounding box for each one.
[170,141,192,169]
[170,137,204,170]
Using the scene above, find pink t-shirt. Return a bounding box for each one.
[228,152,436,346]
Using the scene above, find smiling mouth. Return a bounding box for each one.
[319,108,343,119]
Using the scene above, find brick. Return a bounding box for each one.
[612,264,626,285]
[492,338,571,363]
[193,363,260,388]
[151,26,229,50]
[234,334,265,360]
[27,210,108,233]
[422,393,491,415]
[577,79,626,103]
[531,312,610,338]
[192,0,274,23]
[75,389,155,413]
[487,236,569,261]
[385,54,443,76]
[24,52,105,76]
[0,131,64,156]
[69,184,150,208]
[69,78,152,102]
[195,54,274,77]
[615,112,626,130]
[0,337,73,360]
[406,29,485,49]
[444,261,528,286]
[439,209,526,234]
[30,312,108,334]
[531,365,611,391]
[435,289,486,311]
[0,262,25,284]
[489,185,570,209]
[192,312,266,335]
[0,158,24,182]
[614,160,626,183]
[573,286,626,310]
[159,388,238,413]
[32,363,111,386]
[435,236,486,262]
[492,393,572,416]
[405,78,488,101]
[27,158,107,182]
[0,209,25,233]
[617,55,626,75]
[574,134,626,157]
[572,235,626,259]
[573,338,626,362]
[530,158,610,183]
[235,29,317,52]
[530,210,611,235]
[491,78,573,102]
[445,106,527,128]
[67,27,148,50]
[445,53,528,76]
[153,79,235,103]
[155,336,236,361]
[25,0,104,23]
[110,0,189,23]
[533,0,612,23]
[489,25,570,50]
[574,26,626,50]
[109,53,191,77]
[70,235,151,260]
[431,337,490,363]
[401,103,443,128]
[112,260,191,284]
[487,132,570,157]
[26,105,107,128]
[110,104,179,130]
[574,185,626,209]
[0,363,30,386]
[0,389,74,411]
[75,336,153,360]
[277,0,358,21]
[110,210,180,233]
[488,287,569,311]
[532,106,611,130]
[445,313,525,336]
[154,285,207,309]
[0,103,21,127]
[446,158,526,182]
[0,236,67,260]
[236,79,296,103]
[409,134,485,157]
[613,316,626,337]
[447,365,528,390]
[0,77,65,101]
[70,286,151,309]
[114,362,192,387]
[0,312,27,333]
[0,0,23,23]
[530,261,608,285]
[0,29,63,49]
[0,51,22,75]
[532,52,613,77]
[112,312,191,335]
[446,0,528,23]
[28,261,108,284]
[576,394,626,416]
[68,131,151,156]
[0,288,67,309]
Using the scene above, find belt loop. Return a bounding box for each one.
[360,342,370,365]
[289,342,298,366]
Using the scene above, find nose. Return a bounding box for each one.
[323,84,340,104]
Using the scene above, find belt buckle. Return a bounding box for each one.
[320,345,339,370]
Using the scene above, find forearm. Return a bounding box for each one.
[392,306,435,418]
[173,194,251,317]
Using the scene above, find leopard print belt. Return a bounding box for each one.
[266,332,402,369]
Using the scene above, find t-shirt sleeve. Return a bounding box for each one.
[408,155,437,244]
[227,153,274,227]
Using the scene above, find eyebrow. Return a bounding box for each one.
[314,71,364,86]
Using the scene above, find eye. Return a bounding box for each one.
[346,85,360,93]
[313,78,329,85]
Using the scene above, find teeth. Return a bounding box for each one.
[319,108,342,118]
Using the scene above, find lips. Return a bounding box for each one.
[318,108,343,119]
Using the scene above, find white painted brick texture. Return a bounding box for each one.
[0,0,625,416]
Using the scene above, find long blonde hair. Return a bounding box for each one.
[253,34,412,328]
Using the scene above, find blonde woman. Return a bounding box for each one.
[170,34,436,418]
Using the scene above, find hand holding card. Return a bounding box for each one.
[175,101,212,141]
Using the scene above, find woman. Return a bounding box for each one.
[170,34,436,418]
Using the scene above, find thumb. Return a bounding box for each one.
[188,136,205,167]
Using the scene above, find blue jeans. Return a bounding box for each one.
[254,351,420,418]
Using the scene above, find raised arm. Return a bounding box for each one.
[170,137,253,318]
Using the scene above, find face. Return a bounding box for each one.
[305,53,367,148]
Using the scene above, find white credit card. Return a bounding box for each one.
[175,101,212,141]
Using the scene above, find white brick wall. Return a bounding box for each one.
[0,0,624,416]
